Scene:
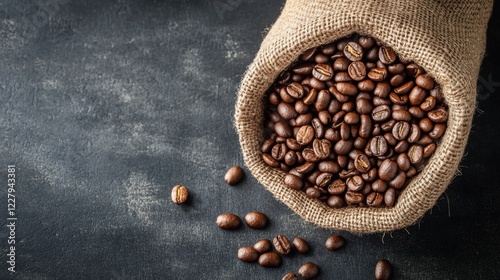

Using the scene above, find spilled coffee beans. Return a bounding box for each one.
[261,33,448,208]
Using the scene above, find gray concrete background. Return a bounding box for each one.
[0,0,499,279]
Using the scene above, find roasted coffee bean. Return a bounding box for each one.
[292,237,310,254]
[258,252,282,268]
[334,139,354,155]
[430,86,444,102]
[372,105,391,122]
[394,140,409,153]
[365,47,379,61]
[406,63,424,77]
[358,79,375,91]
[295,100,310,114]
[390,74,405,87]
[317,110,331,125]
[286,82,305,99]
[282,272,299,280]
[296,162,315,174]
[316,173,333,188]
[408,124,421,143]
[298,262,320,279]
[384,188,396,207]
[371,136,388,156]
[340,122,351,140]
[314,53,330,64]
[244,211,269,229]
[333,57,350,71]
[347,175,364,192]
[273,234,292,255]
[344,112,360,124]
[285,150,298,166]
[171,185,188,204]
[345,191,364,205]
[392,110,412,122]
[344,41,363,61]
[419,118,434,133]
[409,106,426,118]
[224,166,245,185]
[216,213,242,230]
[263,153,280,167]
[325,235,345,251]
[238,246,259,263]
[274,121,293,138]
[368,67,388,82]
[253,239,272,254]
[428,107,448,123]
[272,143,288,161]
[396,153,411,171]
[392,121,410,140]
[305,187,321,198]
[379,46,397,64]
[292,63,314,75]
[261,139,275,153]
[348,61,367,81]
[313,139,331,159]
[383,132,397,146]
[362,167,378,182]
[423,143,437,158]
[390,171,407,189]
[284,173,304,190]
[420,95,436,111]
[336,82,358,96]
[311,118,325,138]
[328,179,347,194]
[312,64,334,81]
[409,86,427,106]
[366,192,384,207]
[327,195,344,208]
[354,154,371,173]
[334,72,352,82]
[359,36,375,49]
[296,125,315,145]
[302,148,321,162]
[389,92,408,105]
[408,145,424,164]
[356,98,373,115]
[300,47,316,61]
[373,82,391,98]
[375,259,393,280]
[416,74,435,90]
[378,159,398,181]
[394,81,414,95]
[318,160,340,174]
[277,102,298,119]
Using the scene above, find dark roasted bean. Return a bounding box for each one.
[325,235,346,251]
[238,246,259,262]
[375,259,392,280]
[258,252,282,268]
[216,213,242,230]
[292,237,310,254]
[298,262,320,280]
[273,234,292,255]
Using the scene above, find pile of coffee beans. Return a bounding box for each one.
[261,33,448,208]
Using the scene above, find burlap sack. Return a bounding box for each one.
[235,0,493,233]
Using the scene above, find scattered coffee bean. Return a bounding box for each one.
[216,213,242,230]
[375,259,393,280]
[292,237,310,254]
[282,272,299,280]
[273,234,292,255]
[244,211,269,229]
[237,246,259,263]
[171,185,188,205]
[298,262,320,279]
[253,239,272,254]
[258,252,282,268]
[325,235,346,251]
[261,34,448,208]
[224,166,245,185]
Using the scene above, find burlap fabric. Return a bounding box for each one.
[235,0,493,233]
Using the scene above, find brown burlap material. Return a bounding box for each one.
[235,0,493,233]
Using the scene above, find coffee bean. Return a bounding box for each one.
[378,46,397,64]
[390,171,407,189]
[316,172,333,188]
[371,136,388,156]
[336,82,358,96]
[272,143,288,161]
[359,36,375,49]
[358,79,375,91]
[244,211,269,229]
[277,102,298,119]
[171,185,188,204]
[282,273,299,280]
[347,175,364,192]
[407,124,421,143]
[354,154,371,173]
[292,237,310,254]
[253,239,272,254]
[406,63,424,77]
[344,112,360,124]
[298,262,320,279]
[392,110,412,122]
[311,118,325,138]
[340,122,351,140]
[392,121,410,140]
[284,173,304,190]
[372,105,391,122]
[367,192,384,207]
[345,191,364,205]
[258,252,282,268]
[312,63,334,81]
[334,139,354,155]
[423,143,437,158]
[394,140,409,153]
[419,118,434,132]
[296,125,315,146]
[325,235,345,251]
[314,53,330,64]
[416,74,435,90]
[216,213,242,230]
[409,106,426,119]
[348,61,367,81]
[327,195,344,208]
[371,179,388,193]
[420,96,436,111]
[375,259,392,280]
[409,86,427,106]
[344,41,363,61]
[273,234,292,255]
[263,153,280,167]
[384,188,397,207]
[367,67,388,82]
[394,81,414,95]
[237,246,259,262]
[428,107,448,123]
[312,139,331,159]
[378,159,398,181]
[224,166,245,185]
[408,145,424,164]
[390,74,405,87]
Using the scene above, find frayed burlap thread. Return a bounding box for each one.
[235,0,493,233]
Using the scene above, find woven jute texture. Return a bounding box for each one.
[235,0,493,233]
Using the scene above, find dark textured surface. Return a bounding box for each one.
[0,1,499,279]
